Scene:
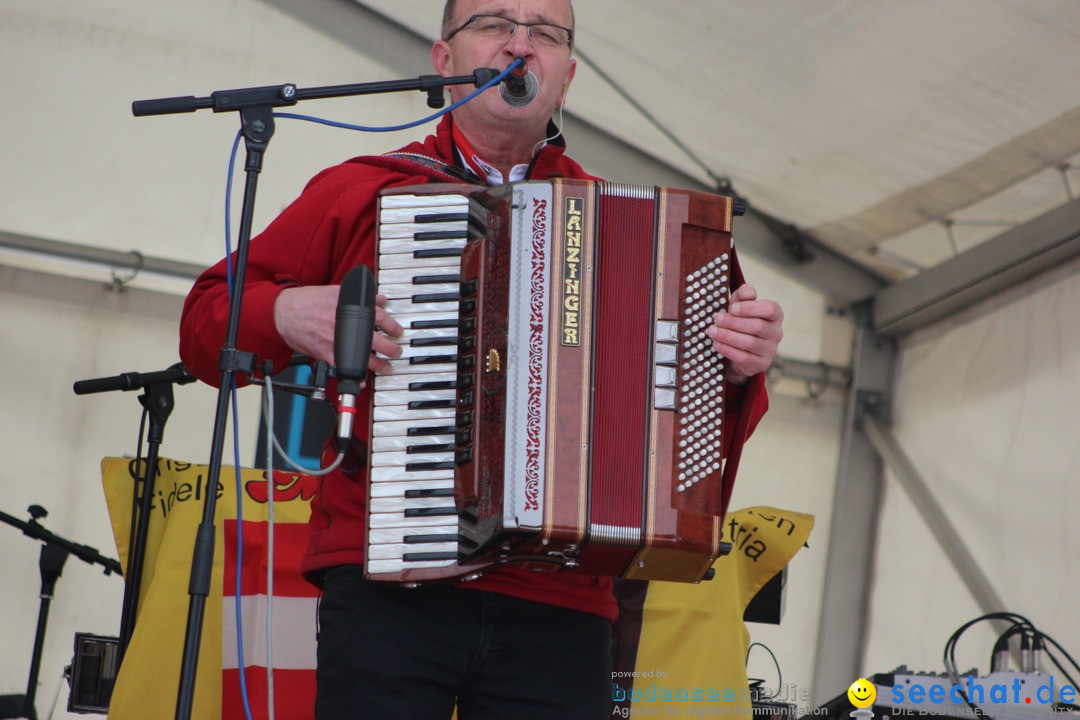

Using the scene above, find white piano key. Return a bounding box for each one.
[392,311,460,330]
[368,479,454,498]
[383,358,458,376]
[371,466,454,483]
[371,434,455,453]
[379,221,467,239]
[373,405,456,422]
[367,542,458,560]
[370,495,456,513]
[365,557,457,574]
[380,205,469,224]
[380,193,469,209]
[372,418,456,437]
[393,328,459,345]
[377,267,461,285]
[379,282,461,300]
[373,388,457,406]
[369,512,455,529]
[383,298,461,316]
[379,237,467,256]
[368,525,457,545]
[371,449,454,468]
[374,371,457,391]
[386,342,461,360]
[378,253,462,270]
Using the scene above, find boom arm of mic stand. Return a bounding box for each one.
[133,70,500,117]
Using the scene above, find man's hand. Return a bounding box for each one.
[706,283,783,385]
[273,285,403,374]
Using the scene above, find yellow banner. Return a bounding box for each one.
[101,457,315,720]
[618,506,814,717]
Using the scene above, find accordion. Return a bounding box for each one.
[365,179,744,585]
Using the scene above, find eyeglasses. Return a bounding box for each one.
[445,14,574,50]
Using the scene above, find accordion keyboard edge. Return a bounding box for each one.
[365,179,740,586]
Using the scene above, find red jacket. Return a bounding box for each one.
[179,114,769,622]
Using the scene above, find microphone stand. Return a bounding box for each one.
[0,506,122,720]
[132,68,500,720]
[72,363,197,664]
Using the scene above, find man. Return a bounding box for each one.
[179,1,784,717]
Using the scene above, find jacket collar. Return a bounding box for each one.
[431,114,570,183]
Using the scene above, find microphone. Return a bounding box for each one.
[333,265,377,453]
[500,58,538,107]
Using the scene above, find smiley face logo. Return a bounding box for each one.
[848,678,876,708]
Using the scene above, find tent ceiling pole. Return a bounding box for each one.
[874,196,1080,337]
[811,308,894,704]
[861,413,1013,641]
[0,229,205,281]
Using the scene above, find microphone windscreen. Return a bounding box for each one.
[500,70,539,107]
[334,265,376,392]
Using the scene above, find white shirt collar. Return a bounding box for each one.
[456,148,541,185]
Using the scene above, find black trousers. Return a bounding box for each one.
[315,565,613,720]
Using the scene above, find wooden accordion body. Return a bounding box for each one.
[365,179,741,585]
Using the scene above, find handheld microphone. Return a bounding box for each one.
[333,265,377,453]
[500,58,538,107]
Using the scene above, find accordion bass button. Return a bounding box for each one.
[653,387,676,411]
[655,319,679,342]
[654,342,677,366]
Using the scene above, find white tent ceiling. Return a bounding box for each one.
[354,0,1080,283]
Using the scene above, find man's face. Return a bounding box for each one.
[432,0,577,133]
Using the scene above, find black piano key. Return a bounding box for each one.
[411,318,459,330]
[414,248,464,259]
[410,354,458,366]
[410,337,458,348]
[408,399,455,410]
[404,533,459,544]
[409,380,458,391]
[404,506,457,518]
[407,425,455,437]
[411,291,460,304]
[415,212,470,224]
[404,488,455,498]
[414,230,469,241]
[413,273,461,284]
[405,461,456,472]
[407,442,456,453]
[402,551,460,562]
